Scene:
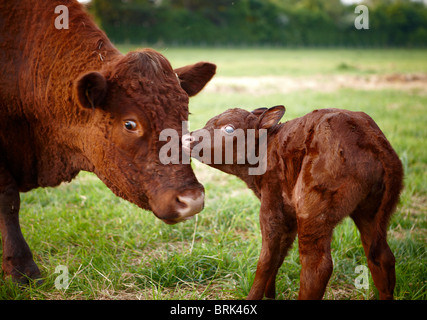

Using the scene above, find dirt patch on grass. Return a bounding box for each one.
[206,73,427,95]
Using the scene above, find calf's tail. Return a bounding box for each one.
[368,148,404,265]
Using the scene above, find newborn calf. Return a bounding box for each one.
[183,106,403,300]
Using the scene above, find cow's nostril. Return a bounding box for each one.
[175,192,204,218]
[176,195,188,207]
[176,196,186,210]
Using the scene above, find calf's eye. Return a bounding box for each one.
[124,120,137,131]
[223,125,235,134]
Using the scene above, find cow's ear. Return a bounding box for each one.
[75,71,107,109]
[174,62,216,97]
[258,105,286,129]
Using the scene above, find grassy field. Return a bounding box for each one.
[0,48,426,300]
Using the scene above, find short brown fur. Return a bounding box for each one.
[0,0,216,282]
[187,106,403,300]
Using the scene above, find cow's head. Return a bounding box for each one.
[73,49,216,224]
[182,106,285,175]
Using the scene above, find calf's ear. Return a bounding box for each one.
[251,107,268,117]
[174,62,216,97]
[74,71,107,109]
[258,105,286,129]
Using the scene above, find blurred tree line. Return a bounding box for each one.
[88,0,427,46]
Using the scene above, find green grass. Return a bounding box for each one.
[117,46,427,77]
[0,48,426,300]
[151,47,427,77]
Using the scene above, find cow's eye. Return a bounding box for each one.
[223,125,235,134]
[124,120,137,131]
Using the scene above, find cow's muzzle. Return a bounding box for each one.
[150,185,205,224]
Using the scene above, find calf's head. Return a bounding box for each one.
[73,49,216,224]
[183,106,285,175]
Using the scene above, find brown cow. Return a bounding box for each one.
[0,0,216,282]
[184,106,403,300]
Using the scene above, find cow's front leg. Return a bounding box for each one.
[0,169,40,283]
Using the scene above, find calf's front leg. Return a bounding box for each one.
[296,209,336,300]
[247,192,296,300]
[0,168,40,283]
[263,227,297,299]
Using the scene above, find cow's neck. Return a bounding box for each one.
[2,1,124,189]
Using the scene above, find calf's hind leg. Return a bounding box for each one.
[0,167,41,283]
[351,208,395,300]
